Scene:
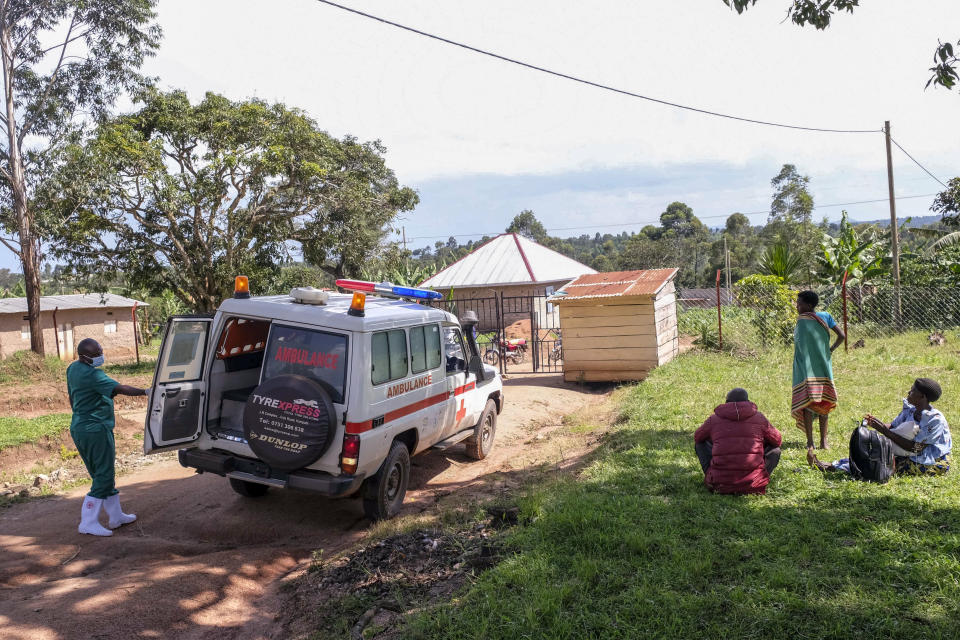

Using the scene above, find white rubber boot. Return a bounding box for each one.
[104,494,137,529]
[78,496,113,537]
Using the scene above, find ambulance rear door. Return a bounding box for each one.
[144,316,213,453]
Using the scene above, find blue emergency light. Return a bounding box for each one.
[336,279,443,301]
[388,285,443,300]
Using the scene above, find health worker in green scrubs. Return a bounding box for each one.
[68,338,147,537]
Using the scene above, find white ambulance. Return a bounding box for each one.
[144,278,503,519]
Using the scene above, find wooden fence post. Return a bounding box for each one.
[841,271,849,352]
[52,307,60,360]
[132,302,140,364]
[716,269,723,351]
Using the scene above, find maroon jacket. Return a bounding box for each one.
[694,401,782,494]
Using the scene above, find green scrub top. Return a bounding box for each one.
[67,361,119,433]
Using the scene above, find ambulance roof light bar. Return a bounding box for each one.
[335,279,442,301]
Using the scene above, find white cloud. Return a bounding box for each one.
[1,0,956,270]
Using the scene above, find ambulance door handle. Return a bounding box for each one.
[165,386,182,396]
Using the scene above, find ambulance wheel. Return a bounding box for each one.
[229,478,270,498]
[465,400,497,460]
[362,441,410,521]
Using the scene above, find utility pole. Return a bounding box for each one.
[402,226,408,271]
[884,120,902,324]
[723,235,732,296]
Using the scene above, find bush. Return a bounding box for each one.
[733,274,797,346]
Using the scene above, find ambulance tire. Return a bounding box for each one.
[362,441,410,521]
[464,400,497,460]
[229,478,270,498]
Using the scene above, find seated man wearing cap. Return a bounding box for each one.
[865,378,952,476]
[694,388,782,494]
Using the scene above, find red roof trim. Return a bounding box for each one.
[417,234,506,287]
[512,233,536,282]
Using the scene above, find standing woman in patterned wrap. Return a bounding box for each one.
[791,290,844,459]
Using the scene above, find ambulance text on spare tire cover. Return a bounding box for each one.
[242,374,336,471]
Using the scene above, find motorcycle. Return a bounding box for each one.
[483,337,527,366]
[547,333,562,364]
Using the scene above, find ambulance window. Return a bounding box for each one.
[372,329,408,385]
[157,320,208,383]
[262,325,348,404]
[443,327,467,374]
[410,324,442,374]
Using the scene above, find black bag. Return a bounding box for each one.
[848,425,894,483]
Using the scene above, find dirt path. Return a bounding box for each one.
[0,373,611,640]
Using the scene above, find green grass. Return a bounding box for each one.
[0,413,72,451]
[406,332,960,639]
[0,349,156,384]
[0,351,69,385]
[104,358,157,377]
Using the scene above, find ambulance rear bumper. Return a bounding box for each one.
[178,448,364,497]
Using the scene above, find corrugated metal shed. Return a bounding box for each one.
[552,269,678,302]
[0,293,148,315]
[420,233,596,289]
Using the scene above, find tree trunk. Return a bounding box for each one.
[1,22,44,355]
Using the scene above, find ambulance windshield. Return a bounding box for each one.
[261,325,348,403]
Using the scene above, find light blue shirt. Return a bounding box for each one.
[891,399,952,465]
[815,311,837,329]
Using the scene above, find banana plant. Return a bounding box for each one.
[903,225,960,258]
[817,211,887,290]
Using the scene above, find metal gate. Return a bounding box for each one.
[501,294,562,374]
[425,296,506,375]
[427,293,562,374]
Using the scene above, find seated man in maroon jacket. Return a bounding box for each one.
[694,388,783,495]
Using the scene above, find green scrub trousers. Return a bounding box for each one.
[70,427,118,499]
[66,360,120,499]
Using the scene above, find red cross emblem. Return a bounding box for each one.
[455,399,466,424]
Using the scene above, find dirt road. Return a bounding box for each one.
[0,374,610,640]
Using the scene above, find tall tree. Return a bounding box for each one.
[709,212,758,283]
[660,201,704,237]
[722,1,958,91]
[618,232,673,272]
[0,0,160,354]
[50,90,417,312]
[659,201,708,287]
[506,209,548,242]
[932,177,960,225]
[766,164,820,283]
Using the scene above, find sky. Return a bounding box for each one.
[3,0,959,269]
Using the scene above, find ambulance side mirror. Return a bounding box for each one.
[459,311,486,381]
[469,354,487,382]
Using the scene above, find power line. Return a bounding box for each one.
[889,137,949,189]
[314,0,881,135]
[737,193,937,217]
[404,192,938,242]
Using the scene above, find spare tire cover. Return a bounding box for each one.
[243,374,337,471]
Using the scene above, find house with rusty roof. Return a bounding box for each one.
[549,269,679,382]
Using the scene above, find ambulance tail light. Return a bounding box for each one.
[340,434,360,475]
[234,275,250,299]
[348,292,366,317]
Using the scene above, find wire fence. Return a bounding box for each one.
[678,283,960,354]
